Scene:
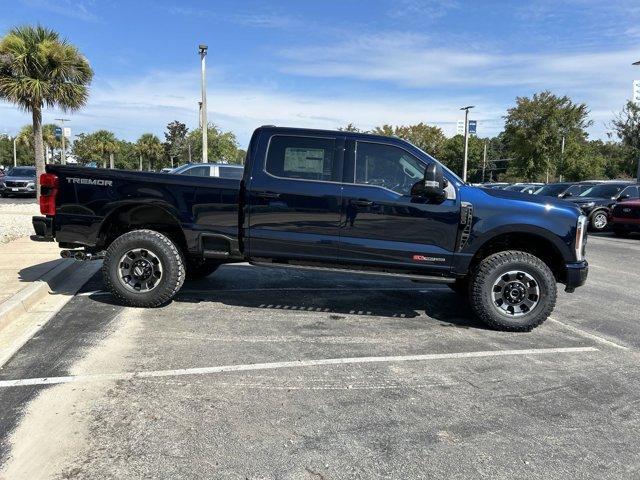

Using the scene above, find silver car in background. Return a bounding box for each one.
[0,166,37,197]
[170,163,243,180]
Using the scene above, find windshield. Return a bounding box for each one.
[579,184,625,198]
[7,167,36,177]
[534,184,568,196]
[170,164,193,174]
[504,185,526,191]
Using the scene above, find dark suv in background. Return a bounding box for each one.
[534,181,600,199]
[565,181,636,231]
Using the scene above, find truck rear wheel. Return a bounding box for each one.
[102,229,185,307]
[469,251,556,332]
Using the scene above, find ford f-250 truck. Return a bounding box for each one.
[31,126,589,331]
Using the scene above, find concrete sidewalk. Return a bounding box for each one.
[0,236,100,366]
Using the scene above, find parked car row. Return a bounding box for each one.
[479,179,640,233]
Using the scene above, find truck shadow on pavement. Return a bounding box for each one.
[89,264,489,330]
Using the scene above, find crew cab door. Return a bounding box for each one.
[338,139,459,275]
[246,133,344,262]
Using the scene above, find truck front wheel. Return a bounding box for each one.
[469,251,556,332]
[102,229,185,307]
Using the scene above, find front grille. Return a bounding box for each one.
[613,205,640,218]
[5,181,28,188]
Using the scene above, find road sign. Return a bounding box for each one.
[54,127,62,139]
[63,127,71,138]
[468,120,477,136]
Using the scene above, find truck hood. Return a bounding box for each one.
[481,187,578,211]
[617,199,640,207]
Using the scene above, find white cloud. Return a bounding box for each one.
[0,69,505,146]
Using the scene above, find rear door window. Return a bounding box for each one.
[266,136,339,182]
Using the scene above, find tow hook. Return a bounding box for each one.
[565,286,575,293]
[60,249,105,261]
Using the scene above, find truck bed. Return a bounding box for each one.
[46,165,241,256]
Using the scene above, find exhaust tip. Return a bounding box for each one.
[60,250,71,258]
[73,251,86,261]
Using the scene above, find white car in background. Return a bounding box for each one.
[170,163,244,180]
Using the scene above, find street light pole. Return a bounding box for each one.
[482,141,487,183]
[13,137,17,167]
[199,44,208,163]
[55,118,70,165]
[633,60,640,181]
[460,105,474,182]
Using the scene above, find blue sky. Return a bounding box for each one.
[1,0,640,147]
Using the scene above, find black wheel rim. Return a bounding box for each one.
[491,270,540,317]
[118,248,163,293]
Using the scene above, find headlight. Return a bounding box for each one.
[581,202,595,209]
[575,215,587,261]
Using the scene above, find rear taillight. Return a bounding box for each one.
[39,173,59,216]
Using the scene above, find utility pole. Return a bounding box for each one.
[188,143,192,162]
[13,137,17,167]
[199,44,208,163]
[559,135,565,182]
[482,141,487,183]
[460,105,474,182]
[55,118,70,165]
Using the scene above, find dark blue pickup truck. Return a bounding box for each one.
[32,126,588,331]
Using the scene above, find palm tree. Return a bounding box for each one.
[89,130,119,168]
[0,25,93,196]
[136,133,164,171]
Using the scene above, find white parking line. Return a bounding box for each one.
[0,346,598,389]
[548,317,630,350]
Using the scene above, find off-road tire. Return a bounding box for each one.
[185,258,222,280]
[103,229,185,307]
[589,209,609,232]
[448,278,469,295]
[469,250,556,332]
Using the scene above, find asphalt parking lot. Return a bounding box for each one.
[0,232,639,479]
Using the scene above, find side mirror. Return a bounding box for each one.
[560,192,572,198]
[617,194,630,201]
[411,163,446,203]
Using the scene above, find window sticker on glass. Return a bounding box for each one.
[284,148,325,174]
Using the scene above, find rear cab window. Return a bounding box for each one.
[265,135,341,182]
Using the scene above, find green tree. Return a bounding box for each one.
[503,91,592,181]
[136,133,164,171]
[186,124,241,164]
[394,123,447,158]
[17,124,61,163]
[612,101,640,179]
[72,130,119,167]
[164,120,189,165]
[370,124,395,137]
[338,123,364,132]
[439,134,486,181]
[0,25,93,196]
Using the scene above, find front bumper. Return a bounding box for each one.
[564,260,588,292]
[31,216,54,242]
[1,185,36,195]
